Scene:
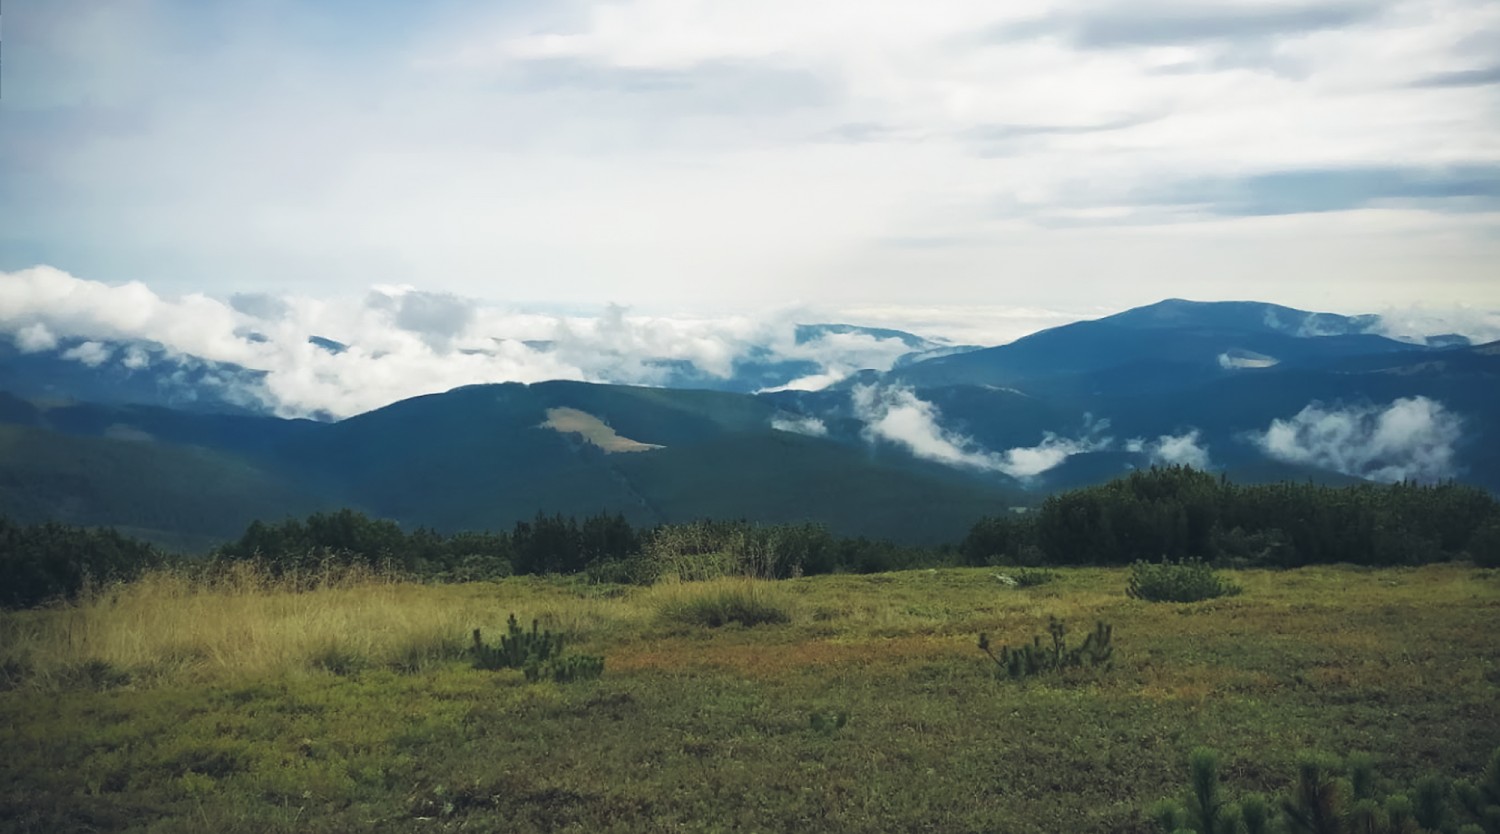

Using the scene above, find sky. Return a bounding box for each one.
[3,0,1499,322]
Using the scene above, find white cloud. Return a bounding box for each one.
[0,266,980,419]
[61,341,112,368]
[759,373,846,394]
[1254,396,1463,482]
[1129,429,1213,468]
[5,0,1499,315]
[850,383,1110,477]
[770,415,829,436]
[1370,305,1500,345]
[121,346,151,370]
[1218,351,1279,369]
[996,423,1115,478]
[13,323,57,353]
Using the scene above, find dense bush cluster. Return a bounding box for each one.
[1152,745,1500,834]
[0,518,165,608]
[964,466,1500,567]
[1127,559,1243,603]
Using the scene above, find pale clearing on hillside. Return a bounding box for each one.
[540,407,664,453]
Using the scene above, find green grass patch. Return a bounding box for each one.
[1,565,1497,833]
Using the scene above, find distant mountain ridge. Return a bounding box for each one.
[0,322,972,417]
[1,298,1494,549]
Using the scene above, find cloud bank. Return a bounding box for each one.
[1254,397,1463,482]
[0,266,1005,419]
[850,384,1111,478]
[5,0,1499,313]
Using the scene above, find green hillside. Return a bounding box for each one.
[0,383,1023,546]
[0,425,341,547]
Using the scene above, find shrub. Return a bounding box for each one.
[1468,517,1500,568]
[977,617,1115,680]
[1127,558,1242,603]
[1150,747,1500,834]
[471,615,565,672]
[471,614,604,683]
[1012,568,1057,587]
[656,582,792,628]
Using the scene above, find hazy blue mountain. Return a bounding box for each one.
[793,323,940,350]
[1102,298,1383,336]
[0,338,266,415]
[2,299,1494,549]
[887,299,1424,391]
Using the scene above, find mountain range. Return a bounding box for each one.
[2,299,1494,550]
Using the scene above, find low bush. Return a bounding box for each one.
[471,615,565,671]
[471,614,605,683]
[656,581,791,628]
[1012,568,1057,587]
[1127,558,1242,603]
[1150,745,1500,834]
[977,617,1115,680]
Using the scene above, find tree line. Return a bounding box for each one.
[962,466,1500,568]
[212,510,938,584]
[0,518,165,609]
[4,467,1496,609]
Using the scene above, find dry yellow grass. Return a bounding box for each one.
[0,564,642,687]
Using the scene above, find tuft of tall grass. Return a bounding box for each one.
[652,578,793,628]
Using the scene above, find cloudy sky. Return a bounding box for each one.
[3,0,1498,320]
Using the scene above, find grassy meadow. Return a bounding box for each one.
[2,564,1498,833]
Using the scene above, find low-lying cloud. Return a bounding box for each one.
[850,384,1111,479]
[0,266,981,419]
[1127,430,1213,469]
[1254,397,1463,483]
[770,415,829,437]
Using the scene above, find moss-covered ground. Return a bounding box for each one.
[3,565,1497,833]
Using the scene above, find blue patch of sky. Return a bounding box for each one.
[1152,166,1500,216]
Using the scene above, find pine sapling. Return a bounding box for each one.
[1282,753,1344,834]
[1187,748,1228,834]
[1414,775,1450,833]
